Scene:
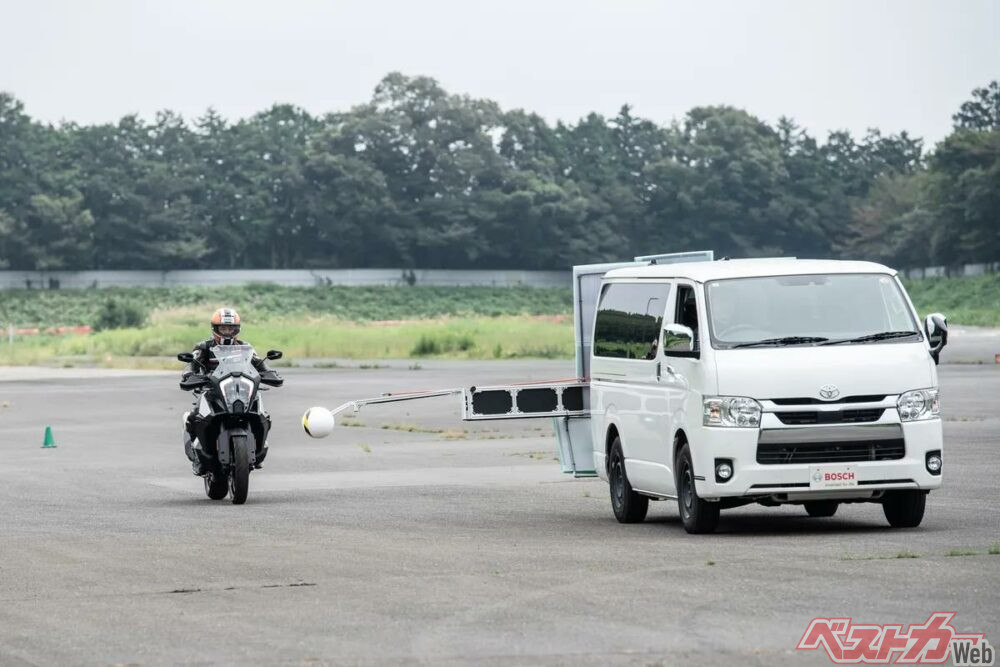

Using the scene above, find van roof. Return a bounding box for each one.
[604,258,896,282]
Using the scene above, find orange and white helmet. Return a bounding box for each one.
[211,308,241,344]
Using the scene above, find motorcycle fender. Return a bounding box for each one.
[217,426,256,467]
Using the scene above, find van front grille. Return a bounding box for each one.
[775,408,885,425]
[756,439,905,465]
[770,395,886,405]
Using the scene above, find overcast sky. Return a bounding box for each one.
[1,0,997,145]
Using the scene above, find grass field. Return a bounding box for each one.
[0,314,573,367]
[0,285,574,367]
[0,275,996,368]
[902,274,1000,327]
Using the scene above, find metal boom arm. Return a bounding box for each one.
[328,388,465,419]
[326,379,589,421]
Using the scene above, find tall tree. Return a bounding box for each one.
[0,78,995,272]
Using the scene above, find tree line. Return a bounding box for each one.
[0,75,996,272]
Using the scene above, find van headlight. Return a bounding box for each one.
[703,397,761,428]
[897,388,939,421]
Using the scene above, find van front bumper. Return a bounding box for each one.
[692,418,943,500]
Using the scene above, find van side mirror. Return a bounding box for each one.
[663,324,699,358]
[177,352,195,363]
[266,349,283,361]
[924,313,948,365]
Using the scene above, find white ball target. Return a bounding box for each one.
[302,407,335,439]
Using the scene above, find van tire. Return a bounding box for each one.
[804,501,839,518]
[675,443,720,534]
[882,490,925,528]
[608,438,648,523]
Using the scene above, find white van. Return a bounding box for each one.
[589,258,948,533]
[303,254,949,535]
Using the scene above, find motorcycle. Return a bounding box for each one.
[177,345,284,504]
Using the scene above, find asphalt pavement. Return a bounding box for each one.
[0,353,998,666]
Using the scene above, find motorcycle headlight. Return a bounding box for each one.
[897,388,939,421]
[703,396,762,428]
[219,376,256,412]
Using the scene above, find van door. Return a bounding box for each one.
[564,261,648,477]
[569,253,713,479]
[590,280,673,493]
[656,281,707,495]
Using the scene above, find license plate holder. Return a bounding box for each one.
[809,465,858,489]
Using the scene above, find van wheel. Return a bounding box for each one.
[608,438,648,523]
[882,490,926,528]
[675,443,719,534]
[804,501,839,518]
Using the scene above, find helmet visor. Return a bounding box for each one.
[215,324,239,338]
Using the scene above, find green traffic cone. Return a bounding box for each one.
[42,426,57,448]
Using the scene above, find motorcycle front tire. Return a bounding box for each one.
[229,435,250,505]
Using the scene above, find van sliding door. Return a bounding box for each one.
[562,252,713,478]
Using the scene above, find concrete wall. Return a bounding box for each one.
[899,262,1000,279]
[2,261,995,289]
[0,269,571,290]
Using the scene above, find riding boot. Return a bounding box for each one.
[183,412,206,476]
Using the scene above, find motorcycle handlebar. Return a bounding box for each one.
[181,373,282,390]
[179,375,209,391]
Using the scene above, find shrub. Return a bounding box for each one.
[409,333,476,356]
[410,335,441,356]
[92,299,147,331]
[454,334,475,351]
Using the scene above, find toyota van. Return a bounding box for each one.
[589,258,948,533]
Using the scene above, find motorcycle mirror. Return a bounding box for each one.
[177,352,195,363]
[923,312,948,365]
[266,349,283,361]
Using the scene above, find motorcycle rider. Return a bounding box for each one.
[182,308,282,475]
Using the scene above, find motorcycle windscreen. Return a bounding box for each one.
[210,345,257,378]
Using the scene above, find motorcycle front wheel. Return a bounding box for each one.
[229,435,250,505]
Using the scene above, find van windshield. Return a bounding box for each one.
[705,273,921,349]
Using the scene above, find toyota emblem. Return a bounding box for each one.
[819,384,840,400]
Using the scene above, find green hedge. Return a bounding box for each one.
[0,284,573,328]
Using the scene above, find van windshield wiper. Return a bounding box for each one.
[732,336,829,349]
[821,331,920,346]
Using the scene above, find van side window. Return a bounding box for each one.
[674,285,699,351]
[594,283,671,359]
